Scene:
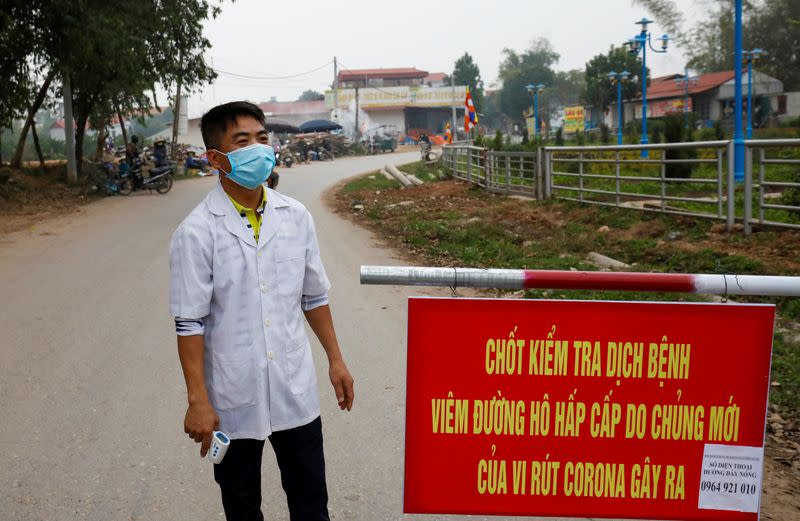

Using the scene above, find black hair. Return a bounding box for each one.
[200,101,266,150]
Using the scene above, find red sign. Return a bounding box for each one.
[404,298,774,520]
[636,98,693,118]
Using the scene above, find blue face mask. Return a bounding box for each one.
[218,143,275,189]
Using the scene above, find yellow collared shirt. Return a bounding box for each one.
[227,187,268,242]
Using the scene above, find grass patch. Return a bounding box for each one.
[771,333,800,408]
[336,174,800,414]
[341,173,399,193]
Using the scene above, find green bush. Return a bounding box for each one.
[663,114,695,179]
[492,130,503,151]
[555,127,564,146]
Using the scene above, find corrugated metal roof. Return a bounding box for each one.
[258,100,328,116]
[645,70,736,101]
[338,67,429,81]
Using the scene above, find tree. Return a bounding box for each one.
[550,70,585,108]
[452,53,484,111]
[583,46,646,114]
[497,38,559,125]
[3,0,220,175]
[298,90,325,102]
[748,0,800,90]
[0,1,37,133]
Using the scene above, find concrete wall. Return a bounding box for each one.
[778,92,800,122]
[363,109,406,134]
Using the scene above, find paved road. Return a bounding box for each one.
[0,153,578,521]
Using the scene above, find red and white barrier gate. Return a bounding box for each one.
[360,266,800,296]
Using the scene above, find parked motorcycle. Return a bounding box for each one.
[118,158,173,195]
[90,161,130,196]
[277,149,294,168]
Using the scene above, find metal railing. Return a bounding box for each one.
[442,145,486,187]
[442,146,541,197]
[441,139,800,234]
[543,141,734,229]
[485,150,541,198]
[744,139,800,234]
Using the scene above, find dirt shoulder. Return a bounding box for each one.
[0,164,103,236]
[328,163,800,519]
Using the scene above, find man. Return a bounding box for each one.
[169,101,354,521]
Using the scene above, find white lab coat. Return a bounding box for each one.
[169,182,330,439]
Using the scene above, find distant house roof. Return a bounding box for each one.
[338,67,429,82]
[425,72,447,83]
[258,100,328,116]
[645,70,736,101]
[50,119,92,130]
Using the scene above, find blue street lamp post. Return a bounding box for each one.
[525,83,545,139]
[734,0,744,181]
[675,67,698,130]
[626,18,670,157]
[608,71,630,145]
[744,49,764,140]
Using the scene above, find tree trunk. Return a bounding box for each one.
[116,108,128,147]
[0,128,3,164]
[11,70,56,168]
[95,123,106,160]
[75,116,86,178]
[31,119,45,168]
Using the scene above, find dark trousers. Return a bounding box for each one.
[213,416,329,521]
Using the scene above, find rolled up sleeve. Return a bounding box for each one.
[169,221,213,319]
[301,209,330,310]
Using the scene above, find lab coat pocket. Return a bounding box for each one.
[209,355,258,411]
[275,255,304,298]
[285,339,315,395]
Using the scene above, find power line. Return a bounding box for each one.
[214,60,333,81]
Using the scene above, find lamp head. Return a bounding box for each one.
[751,48,764,62]
[660,33,670,50]
[608,71,618,82]
[537,84,545,93]
[525,83,535,93]
[620,71,630,82]
[636,17,653,32]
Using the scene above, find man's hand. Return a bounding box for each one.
[329,360,355,411]
[184,400,220,457]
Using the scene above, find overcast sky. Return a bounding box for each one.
[187,0,704,117]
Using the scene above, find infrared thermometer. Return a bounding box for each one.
[208,431,230,464]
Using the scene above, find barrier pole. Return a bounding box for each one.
[360,266,800,297]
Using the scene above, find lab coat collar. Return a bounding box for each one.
[208,182,288,248]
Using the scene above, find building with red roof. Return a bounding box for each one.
[603,69,789,131]
[328,67,466,138]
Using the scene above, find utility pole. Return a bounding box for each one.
[333,56,339,122]
[354,86,360,141]
[63,69,77,183]
[172,79,182,155]
[451,75,457,140]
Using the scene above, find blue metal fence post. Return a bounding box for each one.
[746,57,753,140]
[617,79,623,145]
[734,0,745,182]
[640,32,649,158]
